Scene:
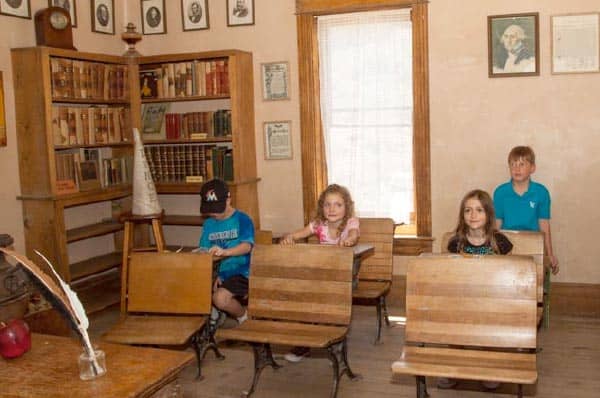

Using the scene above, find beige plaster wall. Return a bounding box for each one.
[1,1,598,284]
[429,0,600,284]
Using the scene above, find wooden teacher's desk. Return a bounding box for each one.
[0,333,194,397]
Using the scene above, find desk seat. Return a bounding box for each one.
[353,280,391,299]
[219,319,347,347]
[104,315,206,346]
[393,346,537,384]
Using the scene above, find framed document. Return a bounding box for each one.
[552,13,600,74]
[264,121,292,160]
[261,62,290,101]
[141,103,169,139]
[76,160,101,191]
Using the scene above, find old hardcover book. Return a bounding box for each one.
[140,69,158,99]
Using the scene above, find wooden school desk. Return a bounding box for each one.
[0,333,194,398]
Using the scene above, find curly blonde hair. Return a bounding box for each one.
[314,184,355,234]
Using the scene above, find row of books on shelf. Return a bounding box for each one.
[52,106,130,147]
[55,148,133,194]
[51,57,129,100]
[144,144,233,184]
[139,59,229,99]
[165,110,231,140]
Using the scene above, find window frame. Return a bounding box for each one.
[296,0,432,255]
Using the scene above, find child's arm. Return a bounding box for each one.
[280,224,313,245]
[208,242,252,257]
[539,219,559,274]
[340,228,359,247]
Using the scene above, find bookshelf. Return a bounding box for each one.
[11,47,136,313]
[135,50,260,236]
[12,47,260,311]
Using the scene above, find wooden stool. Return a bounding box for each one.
[119,211,166,315]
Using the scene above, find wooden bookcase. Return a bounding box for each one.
[12,47,260,312]
[11,47,136,313]
[135,50,260,233]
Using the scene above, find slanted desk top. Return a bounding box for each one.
[0,333,194,397]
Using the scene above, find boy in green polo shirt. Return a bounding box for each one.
[493,146,559,274]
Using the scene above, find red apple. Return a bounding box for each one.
[0,319,32,359]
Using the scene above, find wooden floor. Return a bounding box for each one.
[90,305,600,398]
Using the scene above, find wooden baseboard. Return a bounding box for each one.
[550,282,600,317]
[387,276,600,318]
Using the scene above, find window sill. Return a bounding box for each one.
[393,236,434,256]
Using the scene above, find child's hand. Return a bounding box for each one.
[208,246,227,257]
[280,234,295,245]
[340,237,357,247]
[548,255,559,275]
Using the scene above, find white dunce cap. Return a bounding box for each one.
[131,128,162,216]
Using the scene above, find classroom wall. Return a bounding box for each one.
[0,0,598,284]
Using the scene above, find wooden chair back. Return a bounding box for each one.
[440,230,544,304]
[406,254,537,349]
[357,218,394,281]
[254,230,273,245]
[249,244,354,326]
[126,252,213,315]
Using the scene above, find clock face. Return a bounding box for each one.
[50,11,69,30]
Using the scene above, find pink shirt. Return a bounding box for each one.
[309,217,360,245]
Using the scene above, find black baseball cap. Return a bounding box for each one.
[200,179,230,214]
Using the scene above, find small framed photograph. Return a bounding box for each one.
[182,0,209,31]
[264,121,292,160]
[488,13,539,77]
[141,0,166,35]
[49,0,76,27]
[76,160,101,191]
[261,61,290,101]
[0,0,31,19]
[227,0,254,27]
[91,0,114,35]
[552,13,600,74]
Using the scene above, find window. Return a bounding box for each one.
[318,9,413,224]
[297,0,431,253]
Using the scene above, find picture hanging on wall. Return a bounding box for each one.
[264,121,293,160]
[261,62,290,101]
[91,0,114,35]
[488,13,539,78]
[141,0,167,35]
[551,13,600,74]
[0,0,31,19]
[227,0,254,27]
[48,0,76,27]
[182,0,209,31]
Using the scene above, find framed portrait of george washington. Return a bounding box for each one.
[488,13,539,77]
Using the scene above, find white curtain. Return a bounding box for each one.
[318,9,413,224]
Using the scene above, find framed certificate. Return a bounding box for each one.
[261,61,290,101]
[264,121,292,160]
[552,13,600,74]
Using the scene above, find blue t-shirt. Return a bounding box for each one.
[199,209,255,280]
[493,180,551,231]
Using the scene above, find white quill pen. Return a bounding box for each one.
[0,248,104,377]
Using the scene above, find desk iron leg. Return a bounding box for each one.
[243,343,281,397]
[327,339,361,398]
[375,299,383,345]
[517,384,523,398]
[382,295,391,327]
[416,376,429,398]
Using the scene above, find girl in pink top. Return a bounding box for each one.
[280,184,359,362]
[281,184,359,246]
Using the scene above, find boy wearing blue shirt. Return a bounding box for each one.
[493,146,559,274]
[199,179,254,324]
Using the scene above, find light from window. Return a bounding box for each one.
[318,9,413,224]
